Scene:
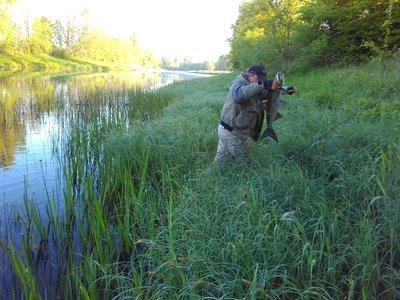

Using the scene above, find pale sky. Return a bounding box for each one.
[11,0,244,62]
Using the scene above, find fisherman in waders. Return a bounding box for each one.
[214,64,297,167]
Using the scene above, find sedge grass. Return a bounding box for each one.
[1,61,399,299]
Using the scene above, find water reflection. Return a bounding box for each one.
[0,70,209,214]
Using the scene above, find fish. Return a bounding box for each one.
[261,89,283,142]
[261,71,287,142]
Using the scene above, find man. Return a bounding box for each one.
[214,64,297,166]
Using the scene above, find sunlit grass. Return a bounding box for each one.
[0,52,113,75]
[1,60,399,299]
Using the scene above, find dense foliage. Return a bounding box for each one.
[0,0,160,69]
[229,0,400,71]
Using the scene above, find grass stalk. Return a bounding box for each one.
[1,61,399,298]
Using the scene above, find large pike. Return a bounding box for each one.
[261,71,286,142]
[261,90,283,142]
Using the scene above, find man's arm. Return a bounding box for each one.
[232,80,280,104]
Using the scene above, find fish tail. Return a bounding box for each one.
[261,127,279,142]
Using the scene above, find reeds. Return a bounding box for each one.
[1,61,399,299]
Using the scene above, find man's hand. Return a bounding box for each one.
[286,86,298,95]
[271,80,281,90]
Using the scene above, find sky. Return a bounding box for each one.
[11,0,244,62]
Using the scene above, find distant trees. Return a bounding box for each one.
[160,55,231,71]
[0,2,160,69]
[27,17,53,55]
[229,0,400,71]
[0,0,18,52]
[160,57,217,71]
[215,55,229,70]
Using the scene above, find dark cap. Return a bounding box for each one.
[246,64,267,80]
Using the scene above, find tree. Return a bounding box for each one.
[1,3,160,69]
[27,17,53,55]
[129,34,145,66]
[0,0,18,52]
[229,0,303,71]
[70,9,90,58]
[229,0,269,69]
[141,49,160,68]
[297,0,400,65]
[269,0,304,69]
[51,20,64,49]
[215,55,230,70]
[229,0,400,70]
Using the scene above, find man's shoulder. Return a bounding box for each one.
[232,73,248,86]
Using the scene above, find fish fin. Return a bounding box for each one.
[279,100,287,107]
[274,112,283,121]
[261,128,279,142]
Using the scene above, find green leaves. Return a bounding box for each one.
[230,0,400,70]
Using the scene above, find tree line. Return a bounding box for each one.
[229,0,400,72]
[0,0,229,71]
[160,55,230,71]
[0,0,160,68]
[2,0,399,72]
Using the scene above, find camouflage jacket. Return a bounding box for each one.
[220,73,269,140]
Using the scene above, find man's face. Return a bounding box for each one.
[248,73,260,83]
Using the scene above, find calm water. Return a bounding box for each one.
[0,70,212,297]
[0,70,209,221]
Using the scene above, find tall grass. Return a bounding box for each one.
[1,60,399,299]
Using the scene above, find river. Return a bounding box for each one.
[0,70,210,228]
[0,70,214,297]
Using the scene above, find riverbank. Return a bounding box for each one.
[2,60,399,299]
[88,60,400,298]
[0,52,127,76]
[0,52,223,77]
